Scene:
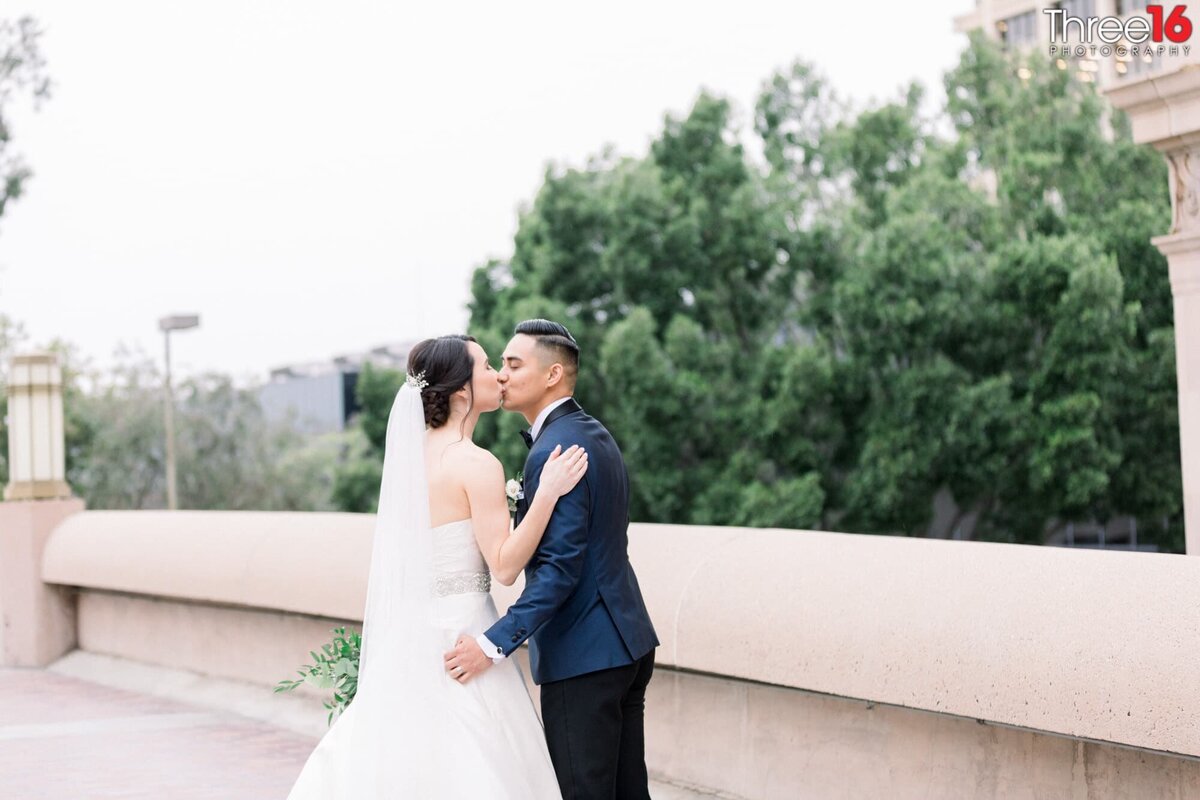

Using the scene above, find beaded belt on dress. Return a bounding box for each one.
[434,572,491,597]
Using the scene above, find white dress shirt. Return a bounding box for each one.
[476,396,574,663]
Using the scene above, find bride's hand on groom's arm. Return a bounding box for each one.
[539,444,588,498]
[463,445,586,587]
[444,635,492,685]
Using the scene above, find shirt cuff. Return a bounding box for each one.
[477,633,506,663]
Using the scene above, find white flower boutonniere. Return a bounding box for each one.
[506,472,525,515]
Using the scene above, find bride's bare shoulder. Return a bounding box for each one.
[441,441,502,475]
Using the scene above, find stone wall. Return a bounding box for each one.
[33,509,1200,798]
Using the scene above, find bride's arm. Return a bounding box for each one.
[465,445,588,586]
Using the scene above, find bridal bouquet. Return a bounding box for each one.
[275,626,361,726]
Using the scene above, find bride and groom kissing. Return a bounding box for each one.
[288,318,659,799]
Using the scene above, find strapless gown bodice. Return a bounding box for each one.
[431,518,491,597]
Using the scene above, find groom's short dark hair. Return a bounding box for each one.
[515,318,579,387]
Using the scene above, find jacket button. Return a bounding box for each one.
[511,636,519,643]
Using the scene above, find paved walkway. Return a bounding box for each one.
[0,666,713,799]
[1,669,315,799]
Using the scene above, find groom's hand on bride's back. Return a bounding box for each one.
[444,635,493,684]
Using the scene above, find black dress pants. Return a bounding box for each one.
[539,650,656,800]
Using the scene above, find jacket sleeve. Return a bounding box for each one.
[484,452,590,656]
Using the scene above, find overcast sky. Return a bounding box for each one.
[1,1,969,383]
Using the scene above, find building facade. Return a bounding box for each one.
[257,342,413,434]
[954,0,1193,88]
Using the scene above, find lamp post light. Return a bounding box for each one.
[158,314,200,510]
[3,352,72,501]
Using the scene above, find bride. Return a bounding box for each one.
[287,334,587,799]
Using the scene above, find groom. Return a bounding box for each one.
[444,318,659,800]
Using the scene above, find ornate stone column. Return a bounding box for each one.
[1108,65,1200,554]
[0,352,82,665]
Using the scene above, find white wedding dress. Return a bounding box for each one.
[287,382,562,799]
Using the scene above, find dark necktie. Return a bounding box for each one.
[520,428,533,449]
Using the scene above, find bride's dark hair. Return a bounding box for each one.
[406,335,477,429]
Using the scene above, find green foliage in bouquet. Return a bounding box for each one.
[275,627,361,726]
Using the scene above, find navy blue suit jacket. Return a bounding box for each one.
[484,399,658,685]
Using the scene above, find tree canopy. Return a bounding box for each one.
[465,34,1181,549]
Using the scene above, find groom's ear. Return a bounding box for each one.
[545,362,565,387]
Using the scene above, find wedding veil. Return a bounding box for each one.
[342,379,454,796]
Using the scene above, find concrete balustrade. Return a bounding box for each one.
[44,510,375,618]
[34,510,1200,797]
[41,511,372,689]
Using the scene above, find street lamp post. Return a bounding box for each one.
[159,314,200,510]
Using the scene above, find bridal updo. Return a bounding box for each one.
[405,335,477,429]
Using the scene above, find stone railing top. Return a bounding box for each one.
[43,510,1200,757]
[43,510,375,619]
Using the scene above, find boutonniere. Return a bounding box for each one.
[506,471,525,515]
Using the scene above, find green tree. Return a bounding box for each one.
[0,15,49,484]
[463,35,1180,550]
[468,93,809,527]
[0,314,29,486]
[67,352,339,511]
[331,363,403,513]
[0,16,50,221]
